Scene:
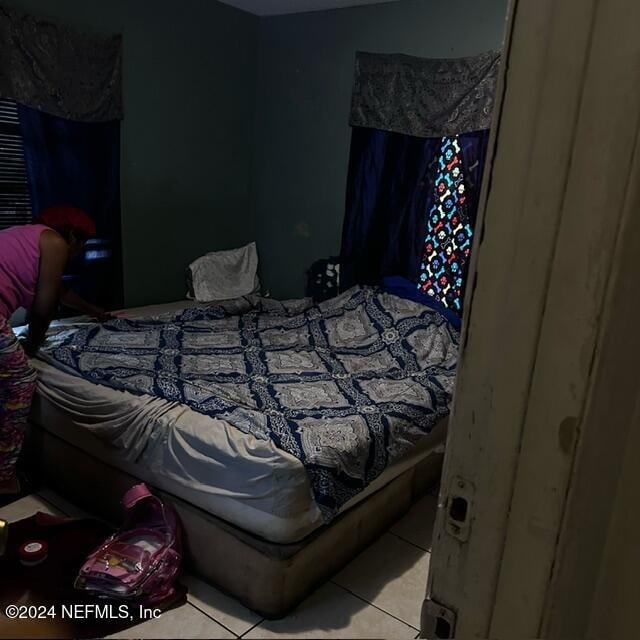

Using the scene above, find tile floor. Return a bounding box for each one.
[0,488,439,639]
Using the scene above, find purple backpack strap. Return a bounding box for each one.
[122,483,153,509]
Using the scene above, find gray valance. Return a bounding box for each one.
[349,50,500,138]
[0,5,122,122]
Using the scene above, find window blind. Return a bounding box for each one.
[0,99,31,229]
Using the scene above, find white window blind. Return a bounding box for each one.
[0,99,31,229]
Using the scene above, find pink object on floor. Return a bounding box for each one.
[75,483,182,605]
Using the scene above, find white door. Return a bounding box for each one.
[422,0,640,636]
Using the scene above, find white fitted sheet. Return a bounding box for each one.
[31,301,447,543]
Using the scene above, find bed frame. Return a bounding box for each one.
[26,422,444,618]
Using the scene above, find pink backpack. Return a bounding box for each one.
[75,483,182,605]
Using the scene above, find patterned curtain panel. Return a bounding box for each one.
[415,132,489,317]
[349,50,500,139]
[0,5,122,122]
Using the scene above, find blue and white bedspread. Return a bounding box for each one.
[42,287,459,521]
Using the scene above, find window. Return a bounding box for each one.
[418,135,473,314]
[0,99,31,229]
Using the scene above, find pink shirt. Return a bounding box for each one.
[0,224,49,319]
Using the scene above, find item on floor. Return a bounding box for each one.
[0,510,185,639]
[75,483,182,606]
[186,241,260,302]
[0,517,7,556]
[18,539,48,566]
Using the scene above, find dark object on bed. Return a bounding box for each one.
[382,275,462,330]
[305,256,341,301]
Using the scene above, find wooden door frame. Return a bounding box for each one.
[423,0,640,636]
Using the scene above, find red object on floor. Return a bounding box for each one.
[18,539,48,566]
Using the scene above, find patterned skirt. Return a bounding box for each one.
[0,317,37,483]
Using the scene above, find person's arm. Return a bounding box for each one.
[60,288,114,321]
[22,230,68,356]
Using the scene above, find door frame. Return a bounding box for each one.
[423,0,640,635]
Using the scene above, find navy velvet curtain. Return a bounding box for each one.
[17,104,123,310]
[340,128,440,290]
[339,127,490,304]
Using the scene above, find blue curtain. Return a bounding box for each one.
[339,126,490,318]
[17,104,123,309]
[340,128,441,290]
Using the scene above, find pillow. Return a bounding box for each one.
[382,276,462,330]
[186,242,260,302]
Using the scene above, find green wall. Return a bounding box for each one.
[7,0,259,306]
[7,0,507,304]
[252,0,507,299]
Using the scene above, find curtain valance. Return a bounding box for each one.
[0,5,122,122]
[349,50,500,138]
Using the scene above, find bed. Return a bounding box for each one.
[25,287,458,616]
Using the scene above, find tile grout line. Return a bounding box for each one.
[239,617,265,638]
[185,599,248,638]
[328,580,421,632]
[387,529,430,554]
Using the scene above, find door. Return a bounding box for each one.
[422,0,640,636]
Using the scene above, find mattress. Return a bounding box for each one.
[30,300,447,544]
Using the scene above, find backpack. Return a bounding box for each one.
[75,483,182,605]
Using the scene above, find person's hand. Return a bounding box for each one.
[87,306,116,322]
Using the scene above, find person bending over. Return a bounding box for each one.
[0,205,111,502]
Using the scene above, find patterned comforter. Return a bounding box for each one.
[42,287,459,520]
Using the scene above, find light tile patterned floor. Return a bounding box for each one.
[0,487,439,639]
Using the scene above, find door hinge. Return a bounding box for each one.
[444,476,474,542]
[421,597,457,639]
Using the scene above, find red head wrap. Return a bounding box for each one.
[35,205,97,239]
